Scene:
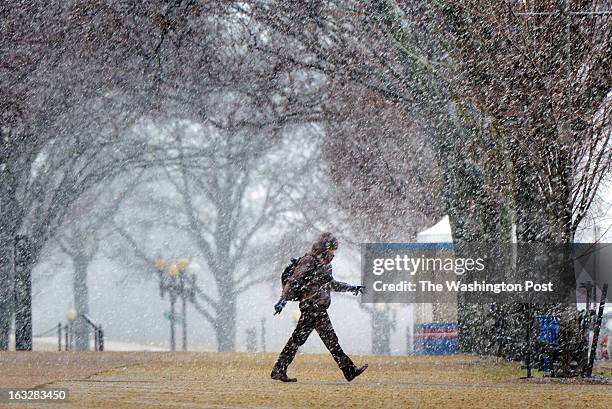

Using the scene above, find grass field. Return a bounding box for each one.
[1,352,610,408]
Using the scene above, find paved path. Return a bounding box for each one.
[1,353,610,408]
[0,352,171,390]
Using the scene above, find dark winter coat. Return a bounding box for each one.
[282,233,352,310]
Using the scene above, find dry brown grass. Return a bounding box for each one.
[1,352,610,409]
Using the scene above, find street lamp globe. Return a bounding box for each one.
[168,263,180,277]
[154,257,167,273]
[186,261,201,275]
[66,307,78,322]
[175,259,189,274]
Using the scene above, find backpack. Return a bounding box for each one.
[281,257,301,301]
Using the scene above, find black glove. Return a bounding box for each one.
[273,299,287,315]
[351,285,366,296]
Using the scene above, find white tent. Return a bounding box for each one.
[416,215,453,243]
[412,216,455,352]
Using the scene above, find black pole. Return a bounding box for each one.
[64,324,69,351]
[58,322,62,351]
[580,283,592,376]
[170,294,176,352]
[98,326,104,351]
[525,303,532,378]
[68,322,73,351]
[14,235,32,351]
[182,295,187,352]
[586,284,608,377]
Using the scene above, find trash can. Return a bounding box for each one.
[414,323,458,355]
[536,315,559,373]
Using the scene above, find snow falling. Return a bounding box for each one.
[0,1,610,408]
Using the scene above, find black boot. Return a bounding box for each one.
[344,363,368,382]
[271,368,297,382]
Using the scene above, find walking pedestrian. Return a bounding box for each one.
[271,232,368,382]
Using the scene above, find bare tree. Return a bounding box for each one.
[53,174,144,351]
[437,0,611,242]
[246,0,610,364]
[323,85,444,241]
[112,117,317,351]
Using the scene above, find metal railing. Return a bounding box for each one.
[82,314,104,352]
[56,315,104,352]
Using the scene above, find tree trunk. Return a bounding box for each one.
[0,237,13,350]
[214,285,236,352]
[0,166,21,351]
[72,255,90,352]
[212,250,238,352]
[443,124,515,355]
[13,236,33,350]
[370,309,393,355]
[514,148,579,374]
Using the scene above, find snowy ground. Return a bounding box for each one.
[1,352,610,408]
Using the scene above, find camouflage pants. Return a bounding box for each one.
[273,308,355,375]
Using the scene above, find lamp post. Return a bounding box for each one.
[183,262,200,351]
[156,257,197,352]
[374,303,399,355]
[66,307,77,351]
